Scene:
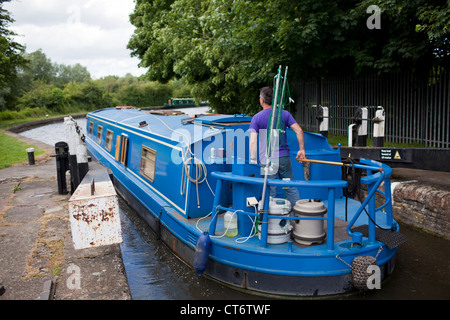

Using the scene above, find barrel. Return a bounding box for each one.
[293,199,327,245]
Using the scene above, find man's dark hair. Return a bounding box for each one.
[260,87,273,105]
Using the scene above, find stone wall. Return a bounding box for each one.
[392,183,450,240]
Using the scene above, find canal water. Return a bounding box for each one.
[20,108,450,300]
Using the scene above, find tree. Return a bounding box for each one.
[344,0,447,75]
[55,63,91,87]
[128,0,176,83]
[0,0,28,109]
[19,49,55,89]
[415,1,450,64]
[128,0,448,114]
[16,83,67,112]
[19,50,91,89]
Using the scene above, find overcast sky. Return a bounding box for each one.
[4,0,147,79]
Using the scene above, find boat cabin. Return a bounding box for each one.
[86,107,342,221]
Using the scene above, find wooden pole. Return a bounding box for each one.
[299,158,384,173]
[298,158,352,167]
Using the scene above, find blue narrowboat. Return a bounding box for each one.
[85,68,405,297]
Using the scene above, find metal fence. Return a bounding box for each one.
[292,70,449,148]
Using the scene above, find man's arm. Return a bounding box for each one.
[250,131,258,163]
[290,123,306,161]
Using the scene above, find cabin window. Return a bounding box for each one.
[140,146,157,183]
[89,121,93,137]
[115,136,121,161]
[119,135,129,166]
[97,125,103,144]
[105,129,113,151]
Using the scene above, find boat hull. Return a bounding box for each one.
[85,108,401,297]
[114,174,396,297]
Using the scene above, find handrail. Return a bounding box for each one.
[209,171,346,249]
[346,171,385,243]
[211,171,348,189]
[346,159,394,244]
[209,158,393,250]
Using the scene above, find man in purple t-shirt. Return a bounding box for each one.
[249,86,306,205]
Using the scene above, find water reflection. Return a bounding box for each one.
[119,197,260,300]
[119,193,450,300]
[20,118,87,147]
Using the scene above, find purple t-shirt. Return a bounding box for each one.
[249,108,296,162]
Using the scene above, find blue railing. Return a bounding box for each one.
[346,159,394,243]
[209,159,393,250]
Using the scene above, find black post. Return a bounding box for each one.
[69,153,80,194]
[26,148,35,165]
[55,142,70,195]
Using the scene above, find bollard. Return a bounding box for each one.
[373,106,385,147]
[65,117,89,193]
[26,148,35,165]
[317,106,329,137]
[55,142,70,195]
[353,107,368,147]
[348,124,356,147]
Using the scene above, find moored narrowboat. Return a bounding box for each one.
[164,98,197,108]
[85,68,406,297]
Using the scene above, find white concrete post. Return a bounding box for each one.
[65,117,89,191]
[373,106,385,147]
[357,107,368,146]
[319,106,329,137]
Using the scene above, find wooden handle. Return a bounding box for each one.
[298,158,352,167]
[299,158,384,173]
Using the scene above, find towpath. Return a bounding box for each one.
[0,132,131,300]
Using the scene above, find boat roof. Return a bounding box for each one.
[88,107,252,145]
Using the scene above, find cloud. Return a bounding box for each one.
[4,0,146,79]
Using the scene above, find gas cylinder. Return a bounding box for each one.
[293,199,327,245]
[258,198,292,244]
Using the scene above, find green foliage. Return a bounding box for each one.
[117,81,171,107]
[0,46,192,117]
[95,75,190,108]
[0,107,51,121]
[54,63,91,87]
[415,1,450,62]
[14,81,115,113]
[21,49,56,85]
[128,0,449,115]
[1,0,196,119]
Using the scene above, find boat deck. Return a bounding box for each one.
[188,197,389,254]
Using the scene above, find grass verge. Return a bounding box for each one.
[326,134,427,148]
[0,131,46,169]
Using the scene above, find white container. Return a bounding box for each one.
[293,199,327,245]
[258,198,292,244]
[224,211,238,237]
